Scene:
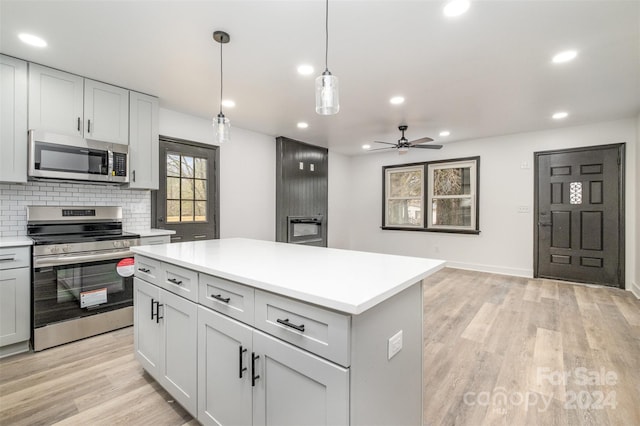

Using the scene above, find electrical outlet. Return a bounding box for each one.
[520,161,530,169]
[517,205,530,213]
[388,330,403,360]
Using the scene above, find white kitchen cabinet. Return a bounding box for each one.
[28,63,129,144]
[128,91,159,189]
[198,306,349,426]
[84,79,129,145]
[0,55,28,183]
[28,63,84,136]
[134,277,197,416]
[0,246,31,358]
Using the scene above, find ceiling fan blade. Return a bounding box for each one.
[408,136,434,144]
[373,141,397,146]
[367,147,395,151]
[411,144,443,149]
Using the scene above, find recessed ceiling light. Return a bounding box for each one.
[552,111,569,120]
[297,122,309,129]
[390,96,405,105]
[297,64,314,75]
[362,144,371,150]
[18,33,47,48]
[443,0,470,17]
[552,50,578,64]
[439,130,451,137]
[221,99,235,108]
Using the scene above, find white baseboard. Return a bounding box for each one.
[445,261,533,278]
[631,281,640,299]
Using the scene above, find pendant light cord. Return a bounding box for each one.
[219,41,224,115]
[324,0,329,72]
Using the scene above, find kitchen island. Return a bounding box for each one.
[132,238,445,425]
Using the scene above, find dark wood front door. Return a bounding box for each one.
[535,144,624,288]
[152,137,219,242]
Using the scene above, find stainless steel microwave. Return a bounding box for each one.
[28,130,129,184]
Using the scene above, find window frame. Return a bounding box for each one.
[381,156,480,235]
[382,163,426,229]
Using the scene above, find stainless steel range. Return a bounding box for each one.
[27,206,140,351]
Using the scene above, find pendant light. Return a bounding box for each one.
[213,31,231,144]
[315,0,339,115]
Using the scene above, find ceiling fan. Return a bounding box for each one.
[369,125,442,154]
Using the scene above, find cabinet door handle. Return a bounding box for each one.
[87,119,91,133]
[251,352,260,387]
[167,278,183,285]
[150,298,156,320]
[77,117,81,132]
[132,170,136,182]
[138,267,150,273]
[276,318,305,333]
[156,302,164,323]
[239,346,248,379]
[211,294,230,304]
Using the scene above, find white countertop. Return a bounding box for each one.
[0,236,33,248]
[136,229,176,237]
[132,238,445,315]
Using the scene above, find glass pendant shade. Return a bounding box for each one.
[315,71,339,115]
[213,113,230,144]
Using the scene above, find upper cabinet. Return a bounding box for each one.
[0,55,28,183]
[28,63,129,145]
[128,91,159,190]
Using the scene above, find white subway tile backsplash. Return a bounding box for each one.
[0,182,151,237]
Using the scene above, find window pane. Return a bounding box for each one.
[181,156,194,178]
[181,200,194,222]
[167,177,180,199]
[195,158,207,179]
[389,170,422,197]
[181,178,194,199]
[167,200,180,223]
[167,154,180,177]
[433,167,471,196]
[195,201,207,222]
[387,199,422,226]
[195,179,207,200]
[432,198,471,226]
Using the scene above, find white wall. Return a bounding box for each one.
[635,113,640,297]
[327,151,352,249]
[335,119,637,290]
[159,108,275,241]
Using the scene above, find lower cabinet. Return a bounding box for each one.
[198,306,349,426]
[0,246,31,358]
[134,278,197,416]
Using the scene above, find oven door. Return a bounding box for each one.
[33,250,135,329]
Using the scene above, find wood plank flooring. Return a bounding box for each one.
[1,268,639,425]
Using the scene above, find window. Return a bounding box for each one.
[427,158,479,232]
[383,164,425,228]
[382,157,480,234]
[166,153,208,223]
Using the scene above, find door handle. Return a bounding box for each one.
[156,302,164,323]
[87,119,91,133]
[239,346,248,379]
[538,222,552,227]
[151,298,156,320]
[251,352,260,386]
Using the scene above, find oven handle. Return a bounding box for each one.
[34,250,134,268]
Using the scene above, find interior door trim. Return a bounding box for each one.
[533,143,625,287]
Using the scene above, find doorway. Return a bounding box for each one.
[534,144,625,288]
[152,137,220,242]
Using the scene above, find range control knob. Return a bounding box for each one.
[113,240,122,248]
[62,245,70,253]
[123,240,131,248]
[50,246,60,254]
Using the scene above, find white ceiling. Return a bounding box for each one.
[1,0,639,155]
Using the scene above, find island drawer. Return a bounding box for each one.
[0,247,30,270]
[199,274,254,325]
[135,255,161,285]
[255,289,351,367]
[160,262,198,302]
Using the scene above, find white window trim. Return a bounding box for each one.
[384,164,425,228]
[427,159,477,231]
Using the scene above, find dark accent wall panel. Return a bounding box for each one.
[275,137,328,245]
[551,211,571,248]
[581,211,603,250]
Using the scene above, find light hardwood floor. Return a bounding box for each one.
[1,268,639,425]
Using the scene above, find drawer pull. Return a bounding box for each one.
[0,255,16,262]
[276,318,305,333]
[239,345,247,379]
[211,294,231,303]
[138,267,151,273]
[167,278,183,285]
[251,352,260,386]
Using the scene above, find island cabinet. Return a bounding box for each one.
[133,239,444,426]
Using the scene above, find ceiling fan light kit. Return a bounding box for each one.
[213,30,231,144]
[315,0,339,115]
